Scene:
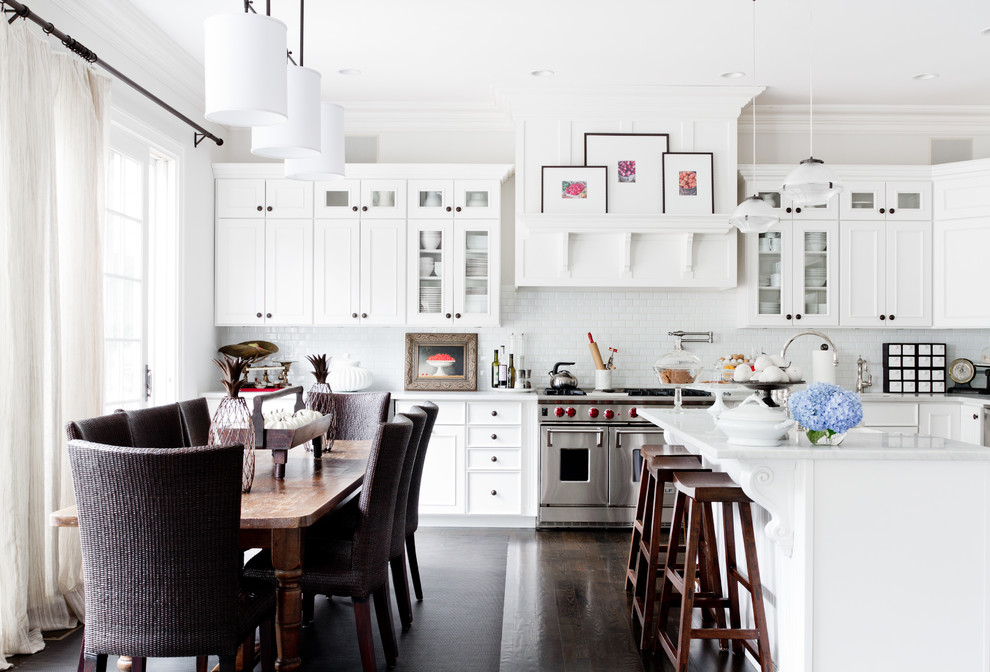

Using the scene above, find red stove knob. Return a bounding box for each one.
[566,407,576,418]
[588,407,599,418]
[604,409,615,420]
[554,407,565,418]
[629,407,638,418]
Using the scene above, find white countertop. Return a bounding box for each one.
[860,391,990,403]
[638,408,990,461]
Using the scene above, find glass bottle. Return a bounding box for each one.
[508,354,516,390]
[491,349,499,388]
[498,345,508,388]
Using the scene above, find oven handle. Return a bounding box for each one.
[613,427,664,448]
[545,428,604,448]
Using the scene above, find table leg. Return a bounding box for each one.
[272,528,304,672]
[273,449,287,479]
[312,435,323,460]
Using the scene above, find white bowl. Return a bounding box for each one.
[420,232,442,250]
[715,395,796,446]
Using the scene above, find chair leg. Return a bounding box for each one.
[261,614,277,672]
[722,500,744,655]
[129,657,147,672]
[406,533,423,600]
[218,654,237,672]
[80,652,107,672]
[352,596,378,672]
[302,591,315,625]
[390,552,414,630]
[654,490,688,655]
[738,503,774,672]
[699,502,729,650]
[674,500,703,672]
[195,655,209,672]
[373,584,399,668]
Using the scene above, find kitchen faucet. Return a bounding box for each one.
[780,330,839,367]
[856,355,873,394]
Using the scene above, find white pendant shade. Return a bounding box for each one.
[204,13,288,127]
[782,157,843,207]
[251,66,322,158]
[285,103,345,181]
[729,195,780,234]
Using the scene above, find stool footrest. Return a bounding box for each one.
[691,628,761,640]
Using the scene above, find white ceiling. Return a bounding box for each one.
[126,0,990,108]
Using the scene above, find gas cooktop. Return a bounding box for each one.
[541,387,711,397]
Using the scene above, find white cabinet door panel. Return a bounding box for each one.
[264,220,313,325]
[919,403,960,441]
[840,221,884,326]
[215,219,265,325]
[418,425,464,513]
[216,179,266,218]
[933,218,990,327]
[265,179,313,219]
[360,220,406,325]
[886,222,931,326]
[467,472,521,515]
[314,219,361,325]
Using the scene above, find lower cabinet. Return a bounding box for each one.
[394,395,535,524]
[860,399,965,441]
[959,403,985,446]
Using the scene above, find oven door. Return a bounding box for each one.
[608,426,666,507]
[540,425,608,506]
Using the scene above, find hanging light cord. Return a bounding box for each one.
[751,0,757,184]
[808,0,814,157]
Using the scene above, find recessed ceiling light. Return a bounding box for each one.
[720,71,746,79]
[530,69,555,77]
[912,73,939,81]
[338,68,362,76]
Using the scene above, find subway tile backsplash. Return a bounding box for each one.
[220,287,990,394]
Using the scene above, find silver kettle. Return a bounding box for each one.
[549,362,579,390]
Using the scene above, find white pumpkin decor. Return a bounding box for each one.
[328,353,374,392]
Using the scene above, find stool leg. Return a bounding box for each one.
[639,473,669,649]
[654,490,687,655]
[699,502,729,651]
[721,501,744,655]
[674,498,703,672]
[738,503,773,672]
[627,465,652,591]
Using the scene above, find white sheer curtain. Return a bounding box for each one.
[0,22,110,668]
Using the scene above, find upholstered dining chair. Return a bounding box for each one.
[121,404,186,447]
[246,416,413,672]
[388,407,427,630]
[177,397,213,447]
[67,440,276,672]
[404,401,439,602]
[66,413,134,447]
[332,392,392,440]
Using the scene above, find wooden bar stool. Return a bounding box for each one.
[625,444,691,591]
[654,471,773,672]
[629,454,710,650]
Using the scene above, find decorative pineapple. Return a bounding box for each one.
[209,355,256,493]
[306,353,338,453]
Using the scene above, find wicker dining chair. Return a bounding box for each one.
[246,416,413,672]
[404,401,439,601]
[67,440,276,672]
[332,392,392,440]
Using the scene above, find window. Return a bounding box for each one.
[103,127,178,413]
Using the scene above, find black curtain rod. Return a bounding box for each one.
[1,0,223,147]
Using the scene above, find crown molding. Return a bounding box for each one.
[498,86,763,120]
[930,157,990,179]
[739,105,990,135]
[50,0,209,127]
[341,102,514,133]
[212,162,515,182]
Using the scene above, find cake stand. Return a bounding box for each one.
[739,380,805,408]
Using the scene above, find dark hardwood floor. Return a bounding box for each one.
[10,528,753,672]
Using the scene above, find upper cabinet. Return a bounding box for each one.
[839,181,931,221]
[216,178,313,219]
[313,179,406,219]
[743,179,839,222]
[408,180,501,220]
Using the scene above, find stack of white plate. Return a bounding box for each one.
[466,257,488,278]
[805,266,827,287]
[759,301,781,314]
[419,286,441,313]
[805,232,828,252]
[465,233,488,250]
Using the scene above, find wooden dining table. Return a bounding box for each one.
[51,440,372,672]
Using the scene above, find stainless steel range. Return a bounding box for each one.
[538,388,712,527]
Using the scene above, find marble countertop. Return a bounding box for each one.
[638,408,990,461]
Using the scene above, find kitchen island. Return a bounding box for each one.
[638,408,990,672]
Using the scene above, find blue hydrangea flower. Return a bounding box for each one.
[788,383,863,433]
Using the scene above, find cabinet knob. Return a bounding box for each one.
[361,206,368,212]
[266,312,272,318]
[785,314,792,320]
[795,313,802,320]
[267,206,272,212]
[490,490,497,496]
[352,312,358,318]
[352,206,358,212]
[888,314,895,321]
[455,206,462,212]
[975,414,980,420]
[889,208,895,214]
[361,312,368,319]
[445,313,452,319]
[454,312,461,319]
[491,410,498,416]
[879,208,886,214]
[445,206,452,212]
[794,207,802,214]
[490,433,497,440]
[785,207,792,213]
[257,312,263,318]
[256,205,263,212]
[491,455,498,462]
[880,314,886,321]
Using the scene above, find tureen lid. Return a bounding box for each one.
[719,394,788,422]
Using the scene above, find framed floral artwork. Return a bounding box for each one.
[404,332,478,391]
[584,133,669,213]
[662,152,714,214]
[541,166,608,214]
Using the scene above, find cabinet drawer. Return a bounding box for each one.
[467,401,522,425]
[396,400,465,425]
[467,472,521,515]
[861,402,918,427]
[467,448,521,471]
[467,425,521,448]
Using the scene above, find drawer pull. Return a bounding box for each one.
[490,489,497,496]
[491,455,497,462]
[490,433,497,440]
[491,410,498,416]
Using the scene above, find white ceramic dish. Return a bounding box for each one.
[715,395,796,446]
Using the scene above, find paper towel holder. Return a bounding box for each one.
[780,331,839,368]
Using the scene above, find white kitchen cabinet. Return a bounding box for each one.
[743,178,840,222]
[216,178,313,219]
[215,218,313,325]
[919,402,960,440]
[839,220,931,327]
[959,403,985,446]
[407,180,500,220]
[933,217,990,327]
[744,220,838,327]
[313,179,406,219]
[859,400,918,433]
[406,219,499,327]
[839,181,931,221]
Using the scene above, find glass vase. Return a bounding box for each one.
[806,429,845,446]
[209,395,256,493]
[307,382,338,453]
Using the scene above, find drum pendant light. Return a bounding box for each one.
[781,0,842,207]
[204,12,288,127]
[730,0,779,234]
[251,65,322,158]
[285,102,345,180]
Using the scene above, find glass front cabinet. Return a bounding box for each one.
[314,179,406,219]
[407,180,500,220]
[744,221,839,327]
[407,220,499,327]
